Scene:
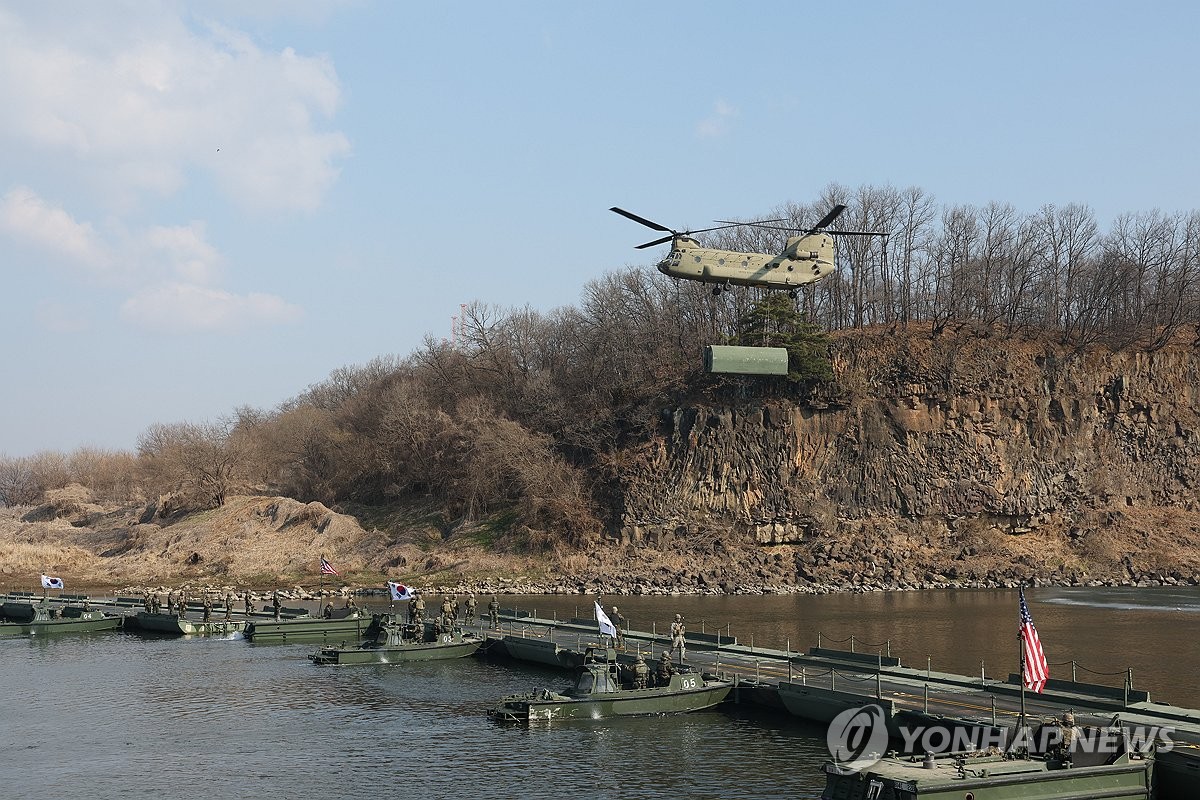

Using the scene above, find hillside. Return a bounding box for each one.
[5,327,1200,594]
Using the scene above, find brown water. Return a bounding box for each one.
[1,586,1196,799]
[511,586,1200,708]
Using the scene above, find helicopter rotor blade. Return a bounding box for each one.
[810,204,847,231]
[635,234,677,249]
[713,217,790,226]
[825,229,890,237]
[610,207,673,233]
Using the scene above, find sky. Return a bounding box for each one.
[2,1,1198,457]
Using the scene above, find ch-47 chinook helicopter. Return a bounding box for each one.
[610,204,885,296]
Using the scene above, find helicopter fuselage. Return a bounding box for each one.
[656,233,836,290]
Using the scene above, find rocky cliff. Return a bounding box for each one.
[605,328,1200,590]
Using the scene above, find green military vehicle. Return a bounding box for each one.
[308,613,481,665]
[0,600,121,637]
[488,647,733,723]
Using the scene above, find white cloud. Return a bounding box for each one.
[120,283,303,333]
[696,99,739,139]
[3,186,301,333]
[1,187,223,288]
[137,222,224,285]
[0,5,351,213]
[0,187,113,275]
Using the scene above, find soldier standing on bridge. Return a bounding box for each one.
[464,594,477,624]
[488,595,500,629]
[272,592,281,620]
[244,592,255,616]
[224,593,233,622]
[610,606,626,648]
[670,613,687,662]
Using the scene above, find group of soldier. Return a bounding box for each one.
[141,590,237,622]
[400,591,502,630]
[604,603,689,662]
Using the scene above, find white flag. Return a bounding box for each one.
[41,574,64,590]
[388,581,414,601]
[594,600,617,638]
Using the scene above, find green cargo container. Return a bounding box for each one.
[704,345,789,376]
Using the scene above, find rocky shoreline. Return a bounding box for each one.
[105,569,1200,604]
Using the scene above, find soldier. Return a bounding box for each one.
[611,605,626,648]
[323,601,334,619]
[633,653,649,689]
[440,595,453,619]
[413,592,426,623]
[670,613,687,661]
[143,592,153,614]
[407,594,418,624]
[488,595,500,629]
[657,650,675,686]
[1061,710,1079,751]
[164,591,173,614]
[465,594,477,624]
[202,596,213,622]
[345,594,357,611]
[450,595,460,622]
[272,592,281,621]
[176,592,186,618]
[224,593,233,622]
[244,592,255,615]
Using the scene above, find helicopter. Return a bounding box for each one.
[610,204,884,296]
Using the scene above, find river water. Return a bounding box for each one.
[2,587,1196,799]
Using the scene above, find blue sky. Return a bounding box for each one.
[2,1,1198,456]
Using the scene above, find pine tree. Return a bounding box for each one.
[731,294,833,384]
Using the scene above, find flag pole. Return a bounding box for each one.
[1018,584,1028,753]
[1019,629,1027,723]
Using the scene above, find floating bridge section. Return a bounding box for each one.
[485,610,1200,796]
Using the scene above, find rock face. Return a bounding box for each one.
[609,331,1200,587]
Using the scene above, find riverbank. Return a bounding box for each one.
[4,485,1199,597]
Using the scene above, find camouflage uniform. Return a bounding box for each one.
[633,655,649,689]
[670,614,687,661]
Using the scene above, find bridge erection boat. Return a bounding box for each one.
[488,647,733,722]
[308,613,482,665]
[0,601,121,637]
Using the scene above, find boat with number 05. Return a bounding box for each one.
[488,647,733,722]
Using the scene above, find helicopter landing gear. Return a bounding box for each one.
[788,289,798,299]
[711,281,732,296]
[711,286,722,296]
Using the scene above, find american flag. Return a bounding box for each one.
[1019,587,1048,693]
[320,557,339,576]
